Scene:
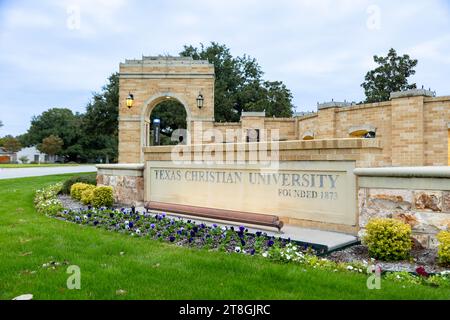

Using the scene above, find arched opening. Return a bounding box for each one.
[148,98,187,146]
[348,125,376,139]
[302,131,314,141]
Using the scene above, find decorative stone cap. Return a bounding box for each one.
[354,166,450,178]
[294,111,316,117]
[96,163,145,170]
[121,56,212,67]
[317,101,352,110]
[241,111,266,117]
[390,89,436,99]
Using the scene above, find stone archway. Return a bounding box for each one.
[117,56,215,163]
[141,92,191,147]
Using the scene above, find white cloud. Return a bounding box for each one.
[3,8,54,29]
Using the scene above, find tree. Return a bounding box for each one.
[38,135,63,157]
[150,100,187,137]
[361,48,418,103]
[80,73,119,163]
[2,136,22,153]
[180,42,294,122]
[22,108,83,161]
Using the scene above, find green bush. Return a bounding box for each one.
[70,183,95,201]
[62,174,96,194]
[437,231,450,266]
[363,218,412,261]
[80,185,95,205]
[91,186,114,208]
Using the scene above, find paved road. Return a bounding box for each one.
[0,165,97,180]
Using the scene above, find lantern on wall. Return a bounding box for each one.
[126,93,134,109]
[196,93,204,109]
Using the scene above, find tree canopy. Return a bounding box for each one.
[38,135,64,156]
[79,73,119,163]
[361,48,418,103]
[180,42,294,122]
[20,108,83,161]
[1,136,22,152]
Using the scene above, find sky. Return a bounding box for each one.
[1,0,450,136]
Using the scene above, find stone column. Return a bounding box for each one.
[316,102,350,139]
[390,89,435,166]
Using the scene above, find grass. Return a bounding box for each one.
[0,174,449,300]
[0,163,88,168]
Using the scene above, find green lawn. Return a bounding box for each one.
[0,163,86,168]
[0,174,448,300]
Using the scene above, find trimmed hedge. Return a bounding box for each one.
[80,186,95,205]
[62,174,96,194]
[71,183,94,201]
[363,218,412,261]
[437,231,450,266]
[92,186,114,208]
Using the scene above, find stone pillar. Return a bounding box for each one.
[316,102,350,139]
[390,89,435,166]
[241,111,266,141]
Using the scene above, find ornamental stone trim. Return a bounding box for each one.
[354,166,450,178]
[119,73,215,79]
[122,56,213,66]
[317,101,352,110]
[390,89,436,99]
[241,111,266,117]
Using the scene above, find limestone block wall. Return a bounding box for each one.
[297,114,318,140]
[96,164,145,206]
[355,167,450,248]
[335,102,392,165]
[423,96,450,166]
[143,138,383,169]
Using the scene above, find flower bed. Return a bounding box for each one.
[34,183,450,289]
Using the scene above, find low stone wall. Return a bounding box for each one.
[355,167,450,248]
[96,164,145,206]
[143,138,384,168]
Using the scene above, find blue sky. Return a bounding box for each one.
[1,0,450,136]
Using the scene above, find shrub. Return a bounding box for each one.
[363,218,412,261]
[62,174,96,194]
[80,185,96,205]
[437,231,450,266]
[91,186,114,208]
[71,183,95,201]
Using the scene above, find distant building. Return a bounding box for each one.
[0,147,16,163]
[16,146,46,163]
[3,146,62,164]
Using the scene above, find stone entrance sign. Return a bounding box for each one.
[145,161,357,226]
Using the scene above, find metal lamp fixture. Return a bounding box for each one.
[126,93,134,109]
[196,93,204,109]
